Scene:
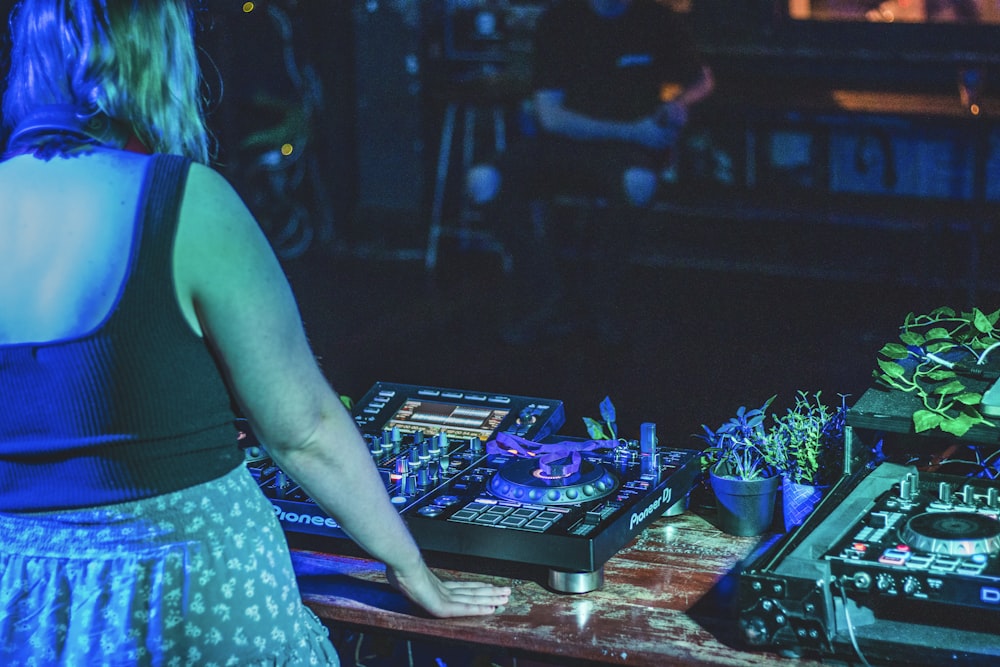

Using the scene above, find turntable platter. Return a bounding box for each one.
[488,457,619,505]
[900,512,1000,556]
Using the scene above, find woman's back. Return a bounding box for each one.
[0,149,149,346]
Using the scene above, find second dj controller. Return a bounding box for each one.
[825,469,1000,613]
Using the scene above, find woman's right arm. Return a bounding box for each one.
[172,162,510,617]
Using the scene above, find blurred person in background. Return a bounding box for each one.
[467,0,713,345]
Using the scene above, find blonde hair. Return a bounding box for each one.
[3,0,211,162]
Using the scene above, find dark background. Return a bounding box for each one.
[196,1,996,447]
[2,0,998,446]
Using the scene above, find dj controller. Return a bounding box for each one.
[826,469,1000,613]
[247,381,701,592]
[739,460,1000,665]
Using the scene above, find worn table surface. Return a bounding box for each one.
[292,511,824,666]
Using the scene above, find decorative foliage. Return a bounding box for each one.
[874,306,1000,437]
[699,392,847,485]
[583,395,619,441]
[698,396,781,481]
[771,391,846,486]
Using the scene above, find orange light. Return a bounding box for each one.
[970,103,981,116]
[660,83,682,103]
[280,143,294,156]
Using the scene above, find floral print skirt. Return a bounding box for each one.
[0,464,339,667]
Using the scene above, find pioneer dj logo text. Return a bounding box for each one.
[629,487,673,531]
[272,504,338,529]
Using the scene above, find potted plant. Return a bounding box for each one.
[770,391,847,530]
[698,397,783,536]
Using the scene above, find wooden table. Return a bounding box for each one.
[291,510,824,666]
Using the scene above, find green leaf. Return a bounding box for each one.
[939,413,974,437]
[899,332,925,346]
[924,369,956,381]
[880,342,910,359]
[933,380,967,396]
[913,410,944,433]
[926,327,951,340]
[877,358,906,378]
[973,308,993,333]
[954,392,983,406]
[582,417,607,440]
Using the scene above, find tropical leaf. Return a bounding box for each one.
[973,308,993,333]
[880,343,909,359]
[933,380,966,396]
[877,358,905,379]
[939,413,974,437]
[913,409,943,433]
[599,396,616,424]
[582,417,608,440]
[954,392,983,406]
[926,327,951,341]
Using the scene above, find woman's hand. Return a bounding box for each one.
[386,561,511,618]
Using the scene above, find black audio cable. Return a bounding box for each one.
[834,578,873,667]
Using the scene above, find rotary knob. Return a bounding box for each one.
[875,573,896,594]
[902,576,921,596]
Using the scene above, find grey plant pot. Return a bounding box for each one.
[709,469,780,537]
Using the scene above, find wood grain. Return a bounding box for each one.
[292,512,824,666]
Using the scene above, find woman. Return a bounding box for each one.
[0,1,510,665]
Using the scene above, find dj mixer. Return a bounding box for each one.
[247,382,701,592]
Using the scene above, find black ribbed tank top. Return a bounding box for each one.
[0,155,243,511]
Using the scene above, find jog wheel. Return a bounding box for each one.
[488,457,618,505]
[900,512,1000,556]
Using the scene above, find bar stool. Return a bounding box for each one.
[424,98,513,273]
